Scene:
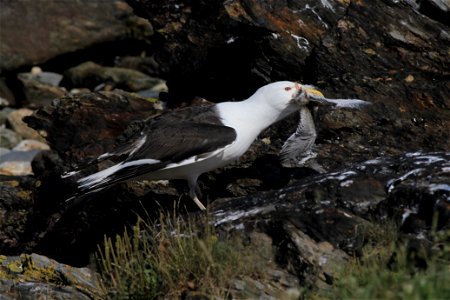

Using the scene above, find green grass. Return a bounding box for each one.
[97,213,264,299]
[97,213,450,299]
[313,219,450,300]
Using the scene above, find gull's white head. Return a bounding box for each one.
[253,81,369,111]
[251,81,325,118]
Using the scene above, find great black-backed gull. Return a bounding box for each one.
[65,81,368,210]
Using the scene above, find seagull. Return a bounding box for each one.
[65,81,369,210]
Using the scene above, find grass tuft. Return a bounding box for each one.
[314,220,450,300]
[97,213,262,299]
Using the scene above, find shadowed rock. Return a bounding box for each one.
[0,0,152,72]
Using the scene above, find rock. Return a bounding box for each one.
[0,128,22,149]
[25,71,63,87]
[17,72,66,108]
[0,0,152,72]
[0,175,35,253]
[0,159,35,176]
[0,141,48,176]
[419,0,450,26]
[205,152,449,288]
[0,140,50,176]
[0,253,103,299]
[125,0,449,162]
[24,90,162,165]
[221,231,301,299]
[136,81,168,99]
[0,148,10,157]
[0,108,14,126]
[12,140,49,152]
[6,108,45,142]
[0,97,9,108]
[64,61,164,92]
[115,55,161,75]
[0,79,15,107]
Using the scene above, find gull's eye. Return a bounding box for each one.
[285,87,292,91]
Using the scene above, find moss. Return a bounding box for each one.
[0,180,19,187]
[6,261,23,274]
[20,254,61,284]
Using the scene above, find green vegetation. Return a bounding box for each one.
[97,213,264,299]
[97,213,449,299]
[313,220,450,300]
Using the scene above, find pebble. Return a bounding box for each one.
[13,139,49,151]
[6,108,46,142]
[0,107,15,126]
[18,73,66,108]
[0,150,41,163]
[0,97,9,108]
[0,78,15,106]
[0,140,49,176]
[0,160,33,176]
[31,66,42,75]
[0,127,22,149]
[0,147,10,156]
[18,71,63,87]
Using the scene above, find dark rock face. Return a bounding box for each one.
[210,152,449,287]
[0,0,151,72]
[0,0,448,297]
[0,176,35,254]
[126,0,449,156]
[24,91,161,166]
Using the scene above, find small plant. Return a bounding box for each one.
[313,220,450,300]
[97,212,263,299]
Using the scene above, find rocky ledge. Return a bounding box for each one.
[0,0,449,298]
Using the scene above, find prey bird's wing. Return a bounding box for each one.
[308,95,370,108]
[279,93,369,170]
[280,107,317,164]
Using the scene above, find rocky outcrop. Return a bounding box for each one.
[24,90,162,165]
[125,0,449,158]
[0,253,102,299]
[0,0,152,72]
[0,0,448,298]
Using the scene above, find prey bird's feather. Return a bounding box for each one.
[309,95,370,108]
[280,94,369,168]
[280,107,317,164]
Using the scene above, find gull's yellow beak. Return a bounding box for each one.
[304,87,324,98]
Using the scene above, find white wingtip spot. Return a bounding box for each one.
[61,170,80,178]
[98,152,112,160]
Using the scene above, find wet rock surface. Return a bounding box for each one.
[0,0,448,298]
